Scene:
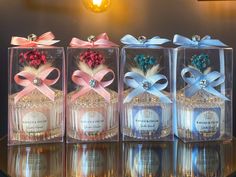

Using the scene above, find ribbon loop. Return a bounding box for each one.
[69,33,118,48]
[181,67,229,100]
[173,34,227,48]
[14,67,60,103]
[123,72,172,103]
[121,34,170,46]
[11,32,59,47]
[71,68,115,102]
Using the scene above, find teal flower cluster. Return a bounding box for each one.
[134,54,157,73]
[191,53,210,73]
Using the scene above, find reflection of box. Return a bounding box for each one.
[177,140,233,177]
[7,143,64,177]
[173,35,233,142]
[66,143,119,177]
[0,120,6,141]
[120,35,173,141]
[66,33,119,142]
[0,138,7,174]
[123,142,174,177]
[8,33,65,145]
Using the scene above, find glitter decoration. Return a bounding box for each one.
[19,49,47,68]
[191,53,210,73]
[79,49,105,69]
[133,54,157,73]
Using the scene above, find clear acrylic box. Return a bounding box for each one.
[120,46,174,141]
[66,45,119,142]
[8,47,65,145]
[174,47,233,142]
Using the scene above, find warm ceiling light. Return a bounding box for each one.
[82,0,111,13]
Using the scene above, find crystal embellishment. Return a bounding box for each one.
[138,36,147,43]
[142,81,151,90]
[89,79,97,88]
[199,79,208,88]
[33,77,43,86]
[192,35,201,42]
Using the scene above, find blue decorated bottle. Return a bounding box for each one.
[120,35,173,141]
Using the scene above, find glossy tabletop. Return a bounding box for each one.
[0,136,236,177]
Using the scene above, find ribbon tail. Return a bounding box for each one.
[71,87,91,102]
[204,87,229,101]
[14,86,35,104]
[120,34,140,45]
[37,40,60,46]
[36,84,55,101]
[123,88,144,103]
[185,84,200,98]
[93,85,111,102]
[148,89,172,103]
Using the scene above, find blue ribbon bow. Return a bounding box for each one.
[181,67,229,101]
[121,34,170,46]
[123,72,172,103]
[173,34,227,48]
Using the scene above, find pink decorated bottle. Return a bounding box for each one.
[8,32,65,145]
[66,33,119,142]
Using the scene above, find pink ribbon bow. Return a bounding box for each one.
[69,33,118,48]
[14,67,60,103]
[11,32,60,47]
[71,68,115,102]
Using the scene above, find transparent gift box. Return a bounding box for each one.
[173,34,233,142]
[176,140,233,177]
[122,142,174,177]
[66,143,119,177]
[8,32,65,145]
[66,33,119,142]
[120,35,174,141]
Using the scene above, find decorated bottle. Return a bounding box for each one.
[173,34,233,142]
[120,34,173,141]
[66,33,119,142]
[66,143,118,177]
[8,32,65,145]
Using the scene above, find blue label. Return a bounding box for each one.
[192,107,221,140]
[192,145,221,176]
[132,106,162,137]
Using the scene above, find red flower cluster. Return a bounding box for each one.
[19,50,47,68]
[79,50,105,69]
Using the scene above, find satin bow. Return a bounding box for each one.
[181,67,229,100]
[121,34,170,46]
[11,32,59,47]
[70,33,118,47]
[71,69,115,102]
[14,67,60,103]
[123,72,172,103]
[173,34,227,48]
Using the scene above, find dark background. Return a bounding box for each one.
[0,0,236,137]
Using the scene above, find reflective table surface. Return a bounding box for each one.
[0,136,236,177]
